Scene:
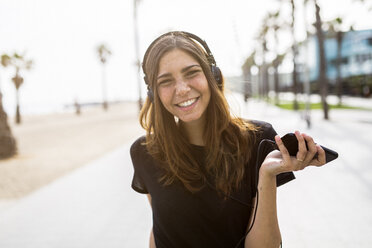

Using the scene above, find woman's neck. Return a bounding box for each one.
[180,116,206,146]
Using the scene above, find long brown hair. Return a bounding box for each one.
[140,32,257,195]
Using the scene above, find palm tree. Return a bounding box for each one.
[257,22,270,99]
[267,10,283,105]
[289,0,299,110]
[274,0,299,109]
[313,0,329,120]
[96,44,112,110]
[241,51,256,101]
[0,90,17,159]
[1,53,33,124]
[303,0,313,128]
[272,54,285,105]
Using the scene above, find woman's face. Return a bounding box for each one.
[156,48,211,125]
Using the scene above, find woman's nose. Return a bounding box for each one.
[175,79,190,96]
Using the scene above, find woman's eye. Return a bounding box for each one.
[186,70,200,77]
[158,79,171,86]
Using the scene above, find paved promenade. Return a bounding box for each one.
[0,141,151,248]
[230,94,372,247]
[1,94,371,248]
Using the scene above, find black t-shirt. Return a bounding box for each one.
[130,120,295,248]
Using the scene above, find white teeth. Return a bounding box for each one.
[178,98,197,107]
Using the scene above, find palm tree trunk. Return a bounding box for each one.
[258,66,263,98]
[261,46,269,99]
[274,65,279,105]
[259,65,266,98]
[0,92,17,159]
[244,70,251,102]
[292,46,299,110]
[15,88,21,124]
[263,64,269,100]
[291,0,299,110]
[336,31,343,106]
[314,0,329,120]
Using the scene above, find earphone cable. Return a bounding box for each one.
[233,139,275,248]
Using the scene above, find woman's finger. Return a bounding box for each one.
[313,144,326,166]
[295,131,307,164]
[275,135,291,162]
[302,133,318,165]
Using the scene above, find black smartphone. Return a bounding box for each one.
[276,133,338,163]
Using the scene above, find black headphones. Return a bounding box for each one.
[142,31,223,103]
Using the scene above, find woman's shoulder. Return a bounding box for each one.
[241,119,274,132]
[241,119,277,140]
[130,135,158,172]
[130,135,147,157]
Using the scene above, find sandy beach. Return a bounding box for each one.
[0,102,144,199]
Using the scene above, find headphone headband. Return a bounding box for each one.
[180,31,217,66]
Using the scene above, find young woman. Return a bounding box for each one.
[130,31,326,248]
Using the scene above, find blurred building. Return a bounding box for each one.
[232,29,372,99]
[298,29,372,96]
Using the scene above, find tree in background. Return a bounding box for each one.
[266,10,284,106]
[256,20,270,99]
[273,0,299,109]
[241,51,256,101]
[289,0,299,110]
[313,0,329,120]
[255,5,296,106]
[1,53,33,124]
[272,54,285,105]
[96,44,112,111]
[0,90,17,159]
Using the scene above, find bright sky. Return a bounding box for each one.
[0,0,371,115]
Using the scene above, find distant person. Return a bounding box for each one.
[130,31,327,248]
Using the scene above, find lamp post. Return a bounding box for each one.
[133,0,143,111]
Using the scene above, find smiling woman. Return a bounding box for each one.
[129,31,327,248]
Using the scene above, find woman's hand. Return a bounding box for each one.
[260,131,327,178]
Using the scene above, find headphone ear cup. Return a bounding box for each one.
[143,75,149,85]
[211,65,222,90]
[147,87,154,103]
[144,76,154,103]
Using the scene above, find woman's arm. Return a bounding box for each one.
[244,172,281,248]
[245,131,326,248]
[147,194,156,248]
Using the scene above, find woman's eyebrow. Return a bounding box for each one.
[181,64,201,73]
[157,73,171,80]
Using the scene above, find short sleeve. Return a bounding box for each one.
[131,171,148,194]
[130,137,149,194]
